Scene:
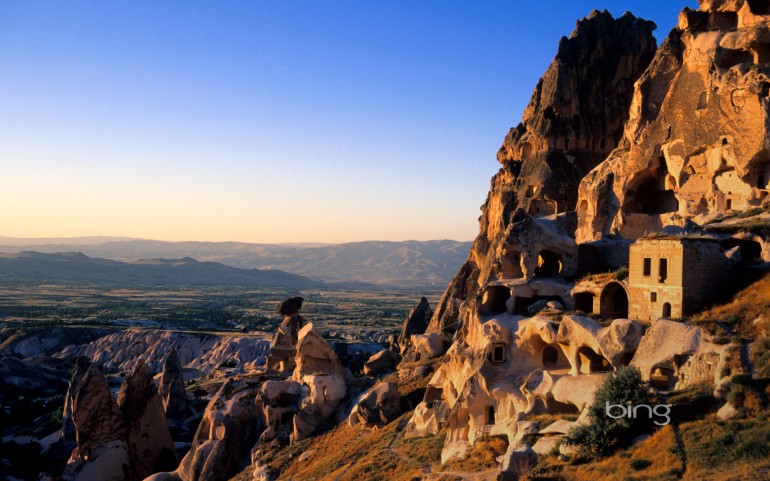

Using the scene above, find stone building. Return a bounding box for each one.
[627,236,727,321]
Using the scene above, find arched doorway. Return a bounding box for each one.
[600,282,629,320]
[662,302,672,319]
[542,346,559,368]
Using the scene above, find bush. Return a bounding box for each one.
[630,458,652,470]
[563,366,655,459]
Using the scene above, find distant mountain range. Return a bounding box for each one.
[0,237,472,286]
[0,251,318,287]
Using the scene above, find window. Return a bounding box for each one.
[643,258,652,276]
[651,292,657,302]
[491,344,506,363]
[486,405,496,425]
[659,258,668,283]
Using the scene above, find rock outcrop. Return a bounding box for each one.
[158,350,188,423]
[117,362,176,480]
[576,0,770,242]
[291,323,346,442]
[348,381,404,428]
[429,10,659,335]
[147,380,261,481]
[62,357,92,444]
[61,365,130,481]
[397,297,433,353]
[362,349,401,376]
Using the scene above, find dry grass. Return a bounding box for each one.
[261,412,444,481]
[692,273,770,336]
[441,435,508,472]
[559,425,682,481]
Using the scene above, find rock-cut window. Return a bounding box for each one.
[643,258,652,276]
[659,258,668,283]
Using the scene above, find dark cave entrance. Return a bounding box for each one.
[534,250,563,278]
[600,282,629,320]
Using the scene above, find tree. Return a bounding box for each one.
[563,366,656,459]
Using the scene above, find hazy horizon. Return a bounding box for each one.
[1,0,694,243]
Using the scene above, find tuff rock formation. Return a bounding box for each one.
[62,357,91,445]
[576,0,770,242]
[158,350,188,423]
[397,296,433,353]
[429,10,659,335]
[57,329,270,373]
[146,380,261,481]
[61,365,130,481]
[117,362,176,480]
[291,323,347,442]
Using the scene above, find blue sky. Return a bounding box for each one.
[0,1,696,243]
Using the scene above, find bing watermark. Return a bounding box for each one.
[605,401,672,426]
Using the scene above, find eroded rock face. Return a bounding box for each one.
[291,323,346,442]
[117,362,176,480]
[62,357,92,444]
[429,10,658,335]
[152,380,261,481]
[397,297,433,353]
[57,329,270,373]
[62,365,130,481]
[158,350,188,423]
[631,318,728,391]
[576,2,770,242]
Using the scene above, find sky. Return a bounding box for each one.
[0,0,696,244]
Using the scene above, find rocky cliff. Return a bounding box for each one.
[577,0,770,242]
[429,10,658,335]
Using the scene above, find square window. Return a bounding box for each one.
[492,344,506,363]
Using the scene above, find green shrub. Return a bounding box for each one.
[563,366,655,459]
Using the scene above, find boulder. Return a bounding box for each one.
[363,349,401,376]
[348,382,403,428]
[411,333,450,359]
[532,436,562,456]
[498,445,537,479]
[117,362,176,480]
[717,402,739,420]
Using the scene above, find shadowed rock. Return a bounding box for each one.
[118,362,176,480]
[158,350,187,423]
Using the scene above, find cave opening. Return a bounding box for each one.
[574,292,595,314]
[600,282,629,320]
[481,286,512,316]
[577,347,613,373]
[623,174,679,214]
[534,250,563,278]
[650,366,676,391]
